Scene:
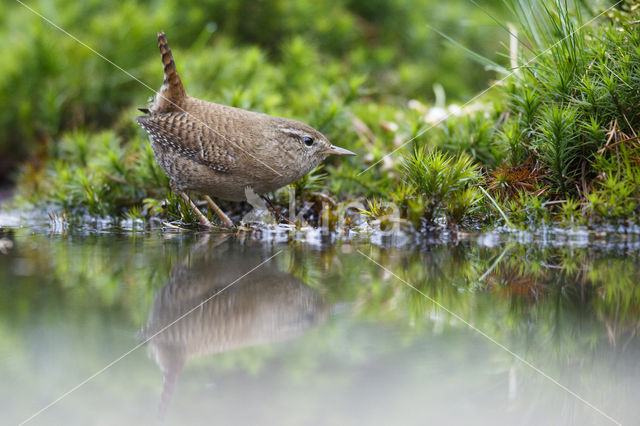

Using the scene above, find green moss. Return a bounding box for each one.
[8,0,640,232]
[16,130,168,217]
[399,147,484,228]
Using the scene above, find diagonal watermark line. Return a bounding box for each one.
[18,250,283,426]
[357,249,622,426]
[358,1,622,176]
[14,0,283,177]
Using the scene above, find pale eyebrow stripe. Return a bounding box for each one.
[279,127,307,137]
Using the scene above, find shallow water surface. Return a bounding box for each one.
[1,228,639,426]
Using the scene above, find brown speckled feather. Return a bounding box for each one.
[136,113,235,173]
[135,32,353,203]
[151,32,186,113]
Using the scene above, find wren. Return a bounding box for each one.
[136,32,355,227]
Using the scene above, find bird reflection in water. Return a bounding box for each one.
[138,235,328,417]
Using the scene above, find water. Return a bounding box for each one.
[1,226,639,426]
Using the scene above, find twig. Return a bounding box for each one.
[581,160,588,197]
[162,221,190,231]
[542,200,567,207]
[597,134,640,154]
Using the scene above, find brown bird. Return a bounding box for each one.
[136,32,355,227]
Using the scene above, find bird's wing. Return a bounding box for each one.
[136,112,236,173]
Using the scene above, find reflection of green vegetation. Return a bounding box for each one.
[1,232,640,423]
[3,231,639,356]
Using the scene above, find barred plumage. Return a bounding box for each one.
[136,32,355,226]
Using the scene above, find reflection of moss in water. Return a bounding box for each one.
[1,231,639,365]
[330,242,640,358]
[1,231,640,424]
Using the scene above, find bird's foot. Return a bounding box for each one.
[203,195,235,228]
[178,192,213,228]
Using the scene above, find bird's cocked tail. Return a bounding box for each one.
[150,31,187,114]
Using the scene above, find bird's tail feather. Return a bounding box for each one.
[151,31,187,113]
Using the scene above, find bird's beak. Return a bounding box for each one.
[326,145,356,156]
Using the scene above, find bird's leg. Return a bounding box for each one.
[203,195,234,228]
[178,191,212,228]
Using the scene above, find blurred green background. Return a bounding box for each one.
[0,0,510,183]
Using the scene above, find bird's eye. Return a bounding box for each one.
[303,136,314,147]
